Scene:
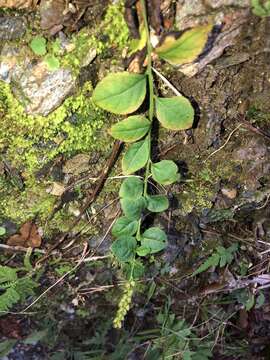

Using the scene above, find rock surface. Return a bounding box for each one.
[11,61,76,116]
[0,16,27,40]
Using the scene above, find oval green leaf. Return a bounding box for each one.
[155,96,194,130]
[147,195,169,212]
[151,160,180,185]
[122,138,149,175]
[119,176,143,200]
[110,115,150,142]
[112,217,139,237]
[141,227,167,254]
[155,24,212,65]
[120,196,146,220]
[92,72,146,114]
[111,236,137,262]
[30,36,47,56]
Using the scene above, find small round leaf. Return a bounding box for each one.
[110,115,150,142]
[92,72,146,115]
[111,236,137,262]
[122,138,149,175]
[0,227,6,236]
[151,160,180,185]
[147,195,169,212]
[30,36,47,56]
[119,177,143,200]
[112,217,139,237]
[155,96,194,130]
[45,55,60,71]
[141,227,167,254]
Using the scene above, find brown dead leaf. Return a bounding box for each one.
[7,221,42,248]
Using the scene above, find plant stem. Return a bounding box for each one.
[140,0,155,197]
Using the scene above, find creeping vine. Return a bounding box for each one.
[92,0,211,328]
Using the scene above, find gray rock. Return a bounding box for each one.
[205,0,249,8]
[0,16,27,40]
[11,61,76,116]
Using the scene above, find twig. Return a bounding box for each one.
[0,243,58,255]
[151,66,182,96]
[204,123,243,162]
[36,141,122,265]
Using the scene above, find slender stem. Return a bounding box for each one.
[140,0,155,198]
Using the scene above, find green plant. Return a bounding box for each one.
[29,36,60,71]
[251,0,270,16]
[192,243,238,276]
[92,0,211,328]
[144,300,213,359]
[0,265,38,313]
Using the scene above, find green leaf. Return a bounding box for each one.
[136,246,151,256]
[112,217,138,237]
[155,24,212,65]
[155,96,194,130]
[111,236,137,262]
[129,23,147,55]
[120,197,146,220]
[30,36,47,56]
[147,195,169,212]
[92,72,146,114]
[110,115,150,142]
[192,253,220,276]
[151,160,180,185]
[122,138,149,175]
[141,227,167,254]
[0,226,6,236]
[256,292,265,308]
[123,259,145,279]
[45,55,60,71]
[119,176,143,200]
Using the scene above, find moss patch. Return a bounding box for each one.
[0,81,112,231]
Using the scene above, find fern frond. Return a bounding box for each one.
[0,266,18,284]
[0,287,20,312]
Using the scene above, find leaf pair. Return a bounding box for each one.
[110,96,194,140]
[93,72,194,132]
[111,226,167,262]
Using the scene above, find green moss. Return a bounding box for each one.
[0,80,112,229]
[103,0,130,50]
[179,161,234,215]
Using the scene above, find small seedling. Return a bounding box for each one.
[192,243,238,276]
[30,36,60,71]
